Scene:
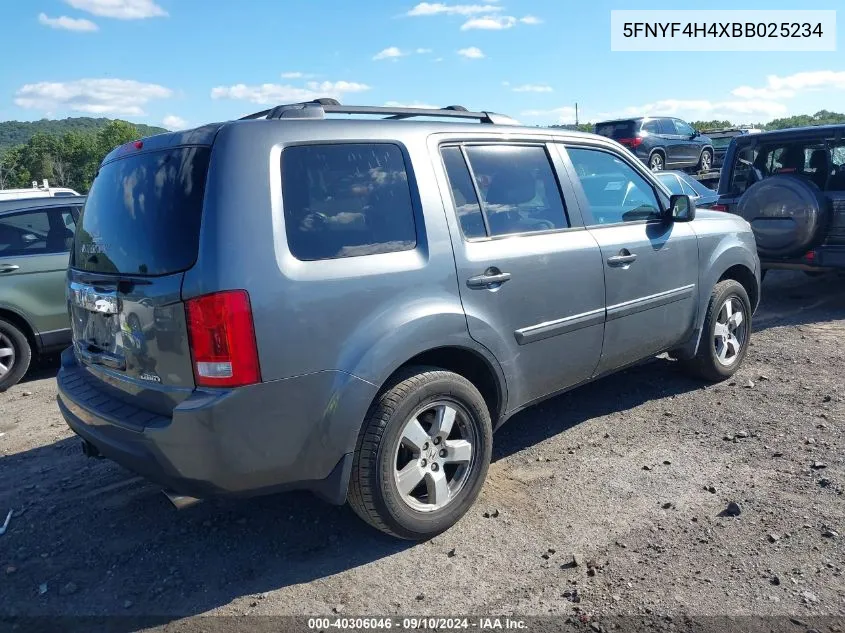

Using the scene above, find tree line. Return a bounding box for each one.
[3,110,845,193]
[0,120,146,193]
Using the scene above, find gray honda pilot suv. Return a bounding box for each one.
[57,99,760,539]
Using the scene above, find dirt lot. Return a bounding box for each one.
[1,271,844,631]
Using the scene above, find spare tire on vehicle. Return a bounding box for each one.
[736,175,829,258]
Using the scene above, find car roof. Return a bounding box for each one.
[736,124,845,143]
[107,116,619,165]
[0,195,86,214]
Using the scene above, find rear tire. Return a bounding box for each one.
[649,152,664,172]
[348,367,492,540]
[681,280,751,382]
[0,319,32,392]
[697,149,713,172]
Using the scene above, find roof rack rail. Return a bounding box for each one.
[238,99,518,125]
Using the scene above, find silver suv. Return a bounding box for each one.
[57,100,760,539]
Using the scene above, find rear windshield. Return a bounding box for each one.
[595,121,636,139]
[72,146,210,276]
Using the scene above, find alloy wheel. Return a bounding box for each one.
[393,401,476,513]
[650,154,663,171]
[713,296,747,366]
[0,333,15,379]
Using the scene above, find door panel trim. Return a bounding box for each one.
[606,284,696,321]
[514,307,605,345]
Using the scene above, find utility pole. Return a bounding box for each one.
[575,102,579,126]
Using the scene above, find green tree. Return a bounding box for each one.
[690,120,733,132]
[96,120,141,157]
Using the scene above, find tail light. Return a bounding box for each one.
[185,290,261,388]
[803,250,817,262]
[710,204,728,212]
[618,137,643,149]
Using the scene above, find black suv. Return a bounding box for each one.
[705,128,762,168]
[595,117,714,173]
[716,124,845,273]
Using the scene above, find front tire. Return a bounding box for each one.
[681,280,751,382]
[348,367,492,540]
[0,319,32,392]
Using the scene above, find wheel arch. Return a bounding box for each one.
[673,240,759,360]
[375,345,508,428]
[0,307,38,354]
[719,263,759,313]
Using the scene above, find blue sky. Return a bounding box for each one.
[0,0,842,130]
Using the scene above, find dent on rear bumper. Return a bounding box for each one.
[57,349,377,503]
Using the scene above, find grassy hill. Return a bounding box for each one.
[0,117,166,153]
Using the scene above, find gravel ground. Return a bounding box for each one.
[1,270,844,632]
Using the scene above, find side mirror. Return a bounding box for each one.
[665,194,696,222]
[692,130,700,138]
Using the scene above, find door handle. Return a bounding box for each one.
[0,264,20,273]
[607,252,637,267]
[467,268,512,289]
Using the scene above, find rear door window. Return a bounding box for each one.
[440,146,487,239]
[0,208,74,257]
[642,120,660,135]
[658,119,676,135]
[281,143,417,261]
[444,144,569,238]
[73,146,210,276]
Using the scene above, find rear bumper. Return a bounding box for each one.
[56,347,377,504]
[761,245,845,271]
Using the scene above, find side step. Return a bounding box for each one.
[162,490,203,510]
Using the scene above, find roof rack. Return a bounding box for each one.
[238,98,518,125]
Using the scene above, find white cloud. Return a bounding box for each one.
[512,84,553,93]
[373,46,406,60]
[38,13,98,31]
[416,48,433,54]
[461,15,516,30]
[281,71,317,79]
[384,101,440,109]
[211,80,370,105]
[64,0,167,19]
[306,80,370,93]
[434,57,444,62]
[162,114,187,130]
[600,98,788,123]
[461,14,540,30]
[407,3,502,16]
[732,70,845,100]
[15,78,172,116]
[521,106,577,124]
[457,46,485,59]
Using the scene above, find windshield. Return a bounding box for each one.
[72,146,210,276]
[656,173,684,195]
[710,137,736,149]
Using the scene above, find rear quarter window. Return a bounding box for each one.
[281,143,417,261]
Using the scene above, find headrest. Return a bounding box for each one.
[485,170,536,205]
[809,149,829,170]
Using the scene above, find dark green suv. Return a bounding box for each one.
[0,196,83,390]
